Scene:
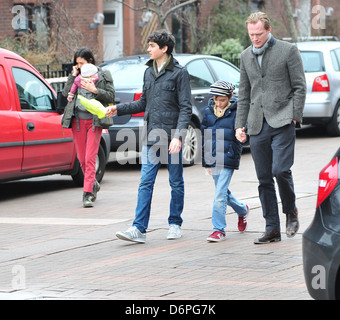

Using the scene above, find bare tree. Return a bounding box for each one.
[113,0,198,31]
[49,1,85,60]
[283,0,299,41]
[29,0,85,62]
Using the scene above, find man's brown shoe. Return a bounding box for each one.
[286,208,299,238]
[254,230,281,244]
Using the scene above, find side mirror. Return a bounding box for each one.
[56,91,68,114]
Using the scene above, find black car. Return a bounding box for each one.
[303,147,340,300]
[100,54,240,165]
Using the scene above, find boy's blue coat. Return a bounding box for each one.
[201,97,242,169]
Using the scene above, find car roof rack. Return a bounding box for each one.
[281,36,339,42]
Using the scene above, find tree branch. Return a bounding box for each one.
[163,0,198,18]
[112,0,198,29]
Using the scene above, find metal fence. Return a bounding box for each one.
[211,52,241,68]
[35,63,72,79]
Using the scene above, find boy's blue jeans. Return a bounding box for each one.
[211,167,248,233]
[133,145,184,233]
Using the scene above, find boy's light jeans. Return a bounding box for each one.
[133,145,184,233]
[211,167,248,233]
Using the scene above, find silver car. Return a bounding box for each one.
[297,41,340,136]
[100,54,240,165]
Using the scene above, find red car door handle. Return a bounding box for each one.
[26,122,35,131]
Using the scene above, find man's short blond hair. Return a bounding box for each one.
[246,11,271,30]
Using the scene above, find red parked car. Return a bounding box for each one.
[0,48,110,186]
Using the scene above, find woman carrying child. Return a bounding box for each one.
[62,47,115,208]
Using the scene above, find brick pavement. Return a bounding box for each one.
[0,131,338,301]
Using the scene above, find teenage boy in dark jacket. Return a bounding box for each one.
[201,80,249,242]
[106,30,192,243]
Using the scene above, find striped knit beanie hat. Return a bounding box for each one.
[210,80,235,96]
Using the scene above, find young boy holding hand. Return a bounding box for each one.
[201,80,249,242]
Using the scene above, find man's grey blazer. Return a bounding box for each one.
[235,37,306,135]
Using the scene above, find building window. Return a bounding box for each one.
[104,11,117,27]
[172,4,198,53]
[251,0,265,9]
[14,3,50,49]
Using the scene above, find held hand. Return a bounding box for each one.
[169,138,182,154]
[106,105,117,118]
[235,127,247,143]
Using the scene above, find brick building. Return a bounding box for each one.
[2,0,340,65]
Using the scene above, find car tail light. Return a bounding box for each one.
[132,92,145,117]
[312,74,330,92]
[316,157,338,208]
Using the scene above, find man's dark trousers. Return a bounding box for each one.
[249,120,296,232]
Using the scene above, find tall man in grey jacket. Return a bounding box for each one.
[235,12,306,244]
[106,30,192,243]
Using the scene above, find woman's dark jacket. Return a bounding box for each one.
[116,55,192,145]
[201,97,242,170]
[61,67,115,129]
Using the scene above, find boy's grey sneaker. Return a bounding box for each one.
[83,192,94,208]
[116,226,146,243]
[92,181,100,202]
[167,224,182,240]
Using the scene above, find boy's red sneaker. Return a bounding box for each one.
[207,231,226,242]
[238,205,249,232]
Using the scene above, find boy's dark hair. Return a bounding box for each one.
[73,47,96,66]
[147,30,176,54]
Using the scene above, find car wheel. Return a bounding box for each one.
[71,144,106,186]
[182,121,200,166]
[326,101,340,136]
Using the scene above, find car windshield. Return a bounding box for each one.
[300,51,325,72]
[102,58,147,89]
